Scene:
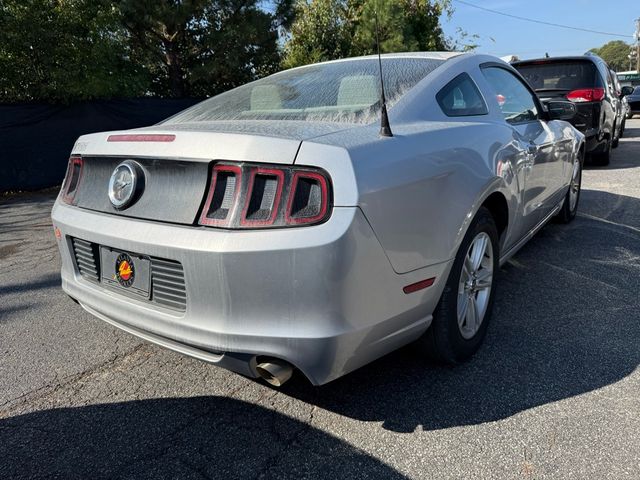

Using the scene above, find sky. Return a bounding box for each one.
[442,0,639,63]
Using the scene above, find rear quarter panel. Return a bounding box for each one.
[309,121,523,274]
[299,55,530,275]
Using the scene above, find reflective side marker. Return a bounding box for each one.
[403,277,436,294]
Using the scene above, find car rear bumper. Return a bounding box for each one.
[52,200,451,385]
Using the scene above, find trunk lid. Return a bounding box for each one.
[72,120,355,164]
[69,120,356,225]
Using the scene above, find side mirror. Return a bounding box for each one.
[545,100,577,121]
[621,86,634,97]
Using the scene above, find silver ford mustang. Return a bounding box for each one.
[52,52,584,386]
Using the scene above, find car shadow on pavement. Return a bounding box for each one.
[0,272,61,296]
[584,125,640,170]
[283,189,640,433]
[0,396,408,480]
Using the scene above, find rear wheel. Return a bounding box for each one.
[422,207,498,364]
[591,135,611,166]
[556,156,582,223]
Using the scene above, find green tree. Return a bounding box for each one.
[590,40,632,71]
[282,0,352,69]
[0,0,148,103]
[110,0,283,98]
[0,1,291,102]
[352,0,450,55]
[282,0,452,68]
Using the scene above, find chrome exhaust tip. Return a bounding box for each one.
[256,360,293,387]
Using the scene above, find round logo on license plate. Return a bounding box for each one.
[115,253,135,287]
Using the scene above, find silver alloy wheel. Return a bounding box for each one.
[569,160,581,212]
[457,232,494,340]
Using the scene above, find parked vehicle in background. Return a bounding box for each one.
[51,53,585,387]
[621,95,630,130]
[623,86,640,119]
[513,55,618,165]
[610,69,626,138]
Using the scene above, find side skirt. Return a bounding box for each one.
[499,199,564,267]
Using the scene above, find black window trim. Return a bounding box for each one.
[479,62,546,125]
[436,72,489,118]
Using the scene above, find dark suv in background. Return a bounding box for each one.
[624,86,640,119]
[513,54,620,165]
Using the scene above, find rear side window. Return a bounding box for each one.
[514,61,603,91]
[436,73,488,117]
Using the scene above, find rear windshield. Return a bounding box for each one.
[514,61,602,91]
[163,58,444,125]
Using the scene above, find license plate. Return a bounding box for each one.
[100,247,151,299]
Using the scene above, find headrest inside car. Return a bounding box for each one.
[250,85,282,110]
[337,75,378,107]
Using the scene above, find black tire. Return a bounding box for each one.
[421,207,499,364]
[591,136,611,166]
[555,157,582,224]
[612,123,619,149]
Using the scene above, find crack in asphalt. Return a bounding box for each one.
[254,403,318,480]
[0,344,147,417]
[108,380,257,478]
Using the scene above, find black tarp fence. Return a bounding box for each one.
[0,98,200,192]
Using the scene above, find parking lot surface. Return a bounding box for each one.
[1,121,639,479]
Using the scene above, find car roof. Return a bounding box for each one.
[318,51,463,62]
[283,51,465,73]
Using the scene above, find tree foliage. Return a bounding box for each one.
[282,0,351,69]
[590,41,633,72]
[0,0,289,102]
[283,0,452,69]
[0,0,148,103]
[109,0,282,98]
[0,0,463,102]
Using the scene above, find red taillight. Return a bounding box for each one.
[199,163,332,229]
[566,88,605,103]
[241,167,285,227]
[61,156,84,204]
[285,171,329,225]
[198,164,242,227]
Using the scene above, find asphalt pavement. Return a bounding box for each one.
[1,121,639,479]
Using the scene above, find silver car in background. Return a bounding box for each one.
[52,52,584,386]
